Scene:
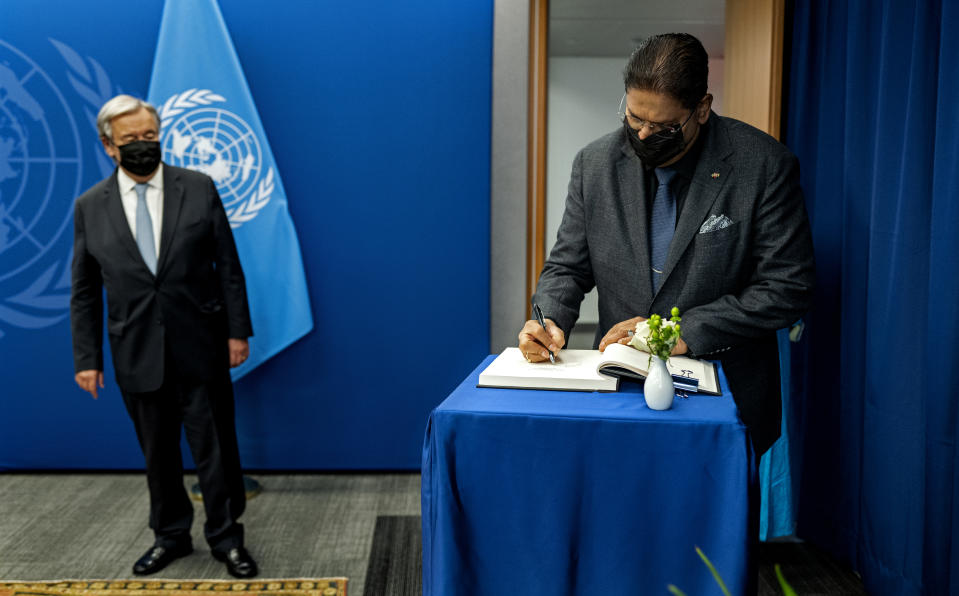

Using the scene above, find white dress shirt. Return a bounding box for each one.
[116,164,164,261]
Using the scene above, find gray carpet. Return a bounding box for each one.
[363,516,421,596]
[758,541,867,595]
[0,474,867,596]
[0,473,420,596]
[362,516,867,596]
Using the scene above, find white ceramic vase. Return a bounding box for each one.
[644,355,675,410]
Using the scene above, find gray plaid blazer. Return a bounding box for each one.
[533,114,815,454]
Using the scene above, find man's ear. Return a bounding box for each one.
[101,136,118,162]
[697,94,713,124]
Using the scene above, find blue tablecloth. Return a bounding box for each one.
[422,355,758,596]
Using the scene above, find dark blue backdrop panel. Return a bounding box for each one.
[785,0,959,594]
[0,0,491,470]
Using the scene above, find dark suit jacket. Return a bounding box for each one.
[532,114,815,454]
[71,164,253,394]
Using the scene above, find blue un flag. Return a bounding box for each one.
[147,0,313,379]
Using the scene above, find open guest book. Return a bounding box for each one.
[478,343,721,395]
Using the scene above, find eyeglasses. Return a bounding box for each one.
[617,92,692,136]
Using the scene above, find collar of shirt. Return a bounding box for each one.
[116,163,164,196]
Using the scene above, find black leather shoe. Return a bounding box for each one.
[132,543,193,575]
[212,546,258,578]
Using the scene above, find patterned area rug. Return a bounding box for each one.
[0,579,347,596]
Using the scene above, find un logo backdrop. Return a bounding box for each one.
[3,0,493,470]
[0,38,129,338]
[0,40,92,337]
[0,19,152,469]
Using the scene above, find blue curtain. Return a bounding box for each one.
[784,1,959,593]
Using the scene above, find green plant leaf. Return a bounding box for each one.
[695,546,732,596]
[774,564,798,596]
[667,585,688,596]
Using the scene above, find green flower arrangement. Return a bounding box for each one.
[628,307,682,362]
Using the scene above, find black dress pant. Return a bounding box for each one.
[121,365,246,553]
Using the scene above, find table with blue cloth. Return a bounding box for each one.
[421,355,758,595]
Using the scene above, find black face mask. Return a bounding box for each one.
[625,109,696,168]
[116,140,162,176]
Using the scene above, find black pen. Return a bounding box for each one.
[532,303,556,364]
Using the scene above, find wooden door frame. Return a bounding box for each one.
[525,0,548,309]
[724,0,785,139]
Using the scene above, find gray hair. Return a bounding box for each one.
[96,94,160,142]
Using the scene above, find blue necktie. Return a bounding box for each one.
[650,167,677,294]
[134,183,157,274]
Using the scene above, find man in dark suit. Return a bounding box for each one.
[519,33,815,455]
[71,95,258,577]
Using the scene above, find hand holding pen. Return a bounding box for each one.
[517,303,564,363]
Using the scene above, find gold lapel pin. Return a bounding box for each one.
[711,172,720,179]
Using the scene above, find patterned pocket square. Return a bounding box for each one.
[699,214,734,234]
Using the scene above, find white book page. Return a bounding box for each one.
[478,348,617,391]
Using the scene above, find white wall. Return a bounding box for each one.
[546,57,624,335]
[490,0,530,352]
